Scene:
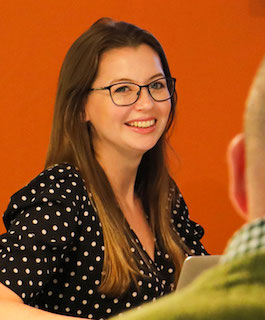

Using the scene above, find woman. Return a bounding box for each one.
[0,18,207,320]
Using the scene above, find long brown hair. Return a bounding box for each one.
[45,17,187,296]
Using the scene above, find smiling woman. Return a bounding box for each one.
[85,45,172,156]
[0,17,207,320]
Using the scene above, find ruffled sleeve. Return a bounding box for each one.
[0,164,87,303]
[170,180,208,255]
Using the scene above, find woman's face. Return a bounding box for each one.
[85,44,171,161]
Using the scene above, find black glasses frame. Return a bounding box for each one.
[89,77,176,107]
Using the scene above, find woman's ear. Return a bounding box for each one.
[227,133,248,219]
[81,101,90,122]
[84,109,90,122]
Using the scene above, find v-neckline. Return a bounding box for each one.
[128,226,156,263]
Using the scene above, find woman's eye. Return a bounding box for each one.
[150,81,165,90]
[114,85,130,93]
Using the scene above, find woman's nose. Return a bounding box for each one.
[134,87,154,111]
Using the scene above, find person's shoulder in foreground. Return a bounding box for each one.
[110,56,265,320]
[112,217,265,320]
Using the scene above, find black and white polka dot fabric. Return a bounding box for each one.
[0,164,207,320]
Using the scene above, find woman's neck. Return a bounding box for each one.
[96,146,143,207]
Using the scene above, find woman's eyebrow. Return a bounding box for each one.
[109,73,165,85]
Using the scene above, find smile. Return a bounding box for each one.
[126,119,156,128]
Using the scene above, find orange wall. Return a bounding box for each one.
[0,0,265,254]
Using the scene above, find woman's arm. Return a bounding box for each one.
[0,283,80,320]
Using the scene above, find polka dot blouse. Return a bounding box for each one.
[0,164,207,320]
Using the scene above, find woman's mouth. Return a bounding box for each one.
[125,119,156,128]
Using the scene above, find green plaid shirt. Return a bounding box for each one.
[221,217,265,264]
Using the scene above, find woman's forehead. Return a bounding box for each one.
[94,44,164,85]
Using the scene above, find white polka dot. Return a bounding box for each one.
[17,280,23,286]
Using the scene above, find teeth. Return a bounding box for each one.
[128,119,155,128]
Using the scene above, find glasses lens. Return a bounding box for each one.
[149,78,175,102]
[110,83,139,106]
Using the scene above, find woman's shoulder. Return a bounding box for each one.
[3,163,88,229]
[16,163,85,194]
[169,177,206,246]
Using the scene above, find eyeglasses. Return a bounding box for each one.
[89,77,176,107]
